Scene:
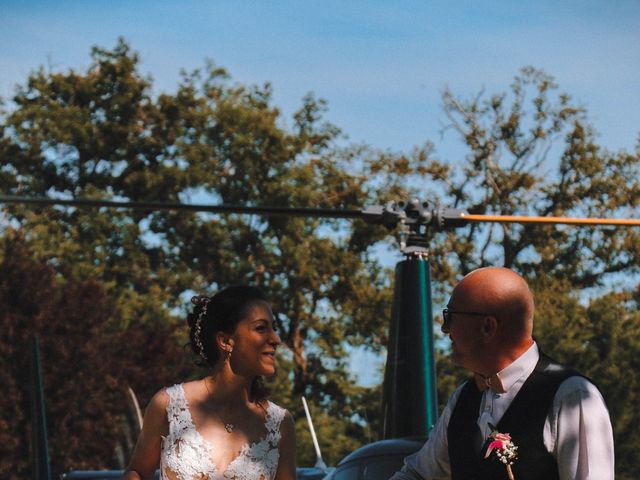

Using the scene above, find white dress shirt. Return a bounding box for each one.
[390,343,614,480]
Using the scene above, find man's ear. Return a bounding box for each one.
[481,316,499,341]
[216,332,235,353]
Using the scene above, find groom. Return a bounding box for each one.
[390,267,614,480]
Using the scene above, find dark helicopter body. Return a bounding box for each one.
[323,438,425,480]
[315,258,438,479]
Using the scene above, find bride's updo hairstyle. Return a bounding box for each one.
[187,285,271,402]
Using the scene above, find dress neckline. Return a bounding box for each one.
[175,383,275,475]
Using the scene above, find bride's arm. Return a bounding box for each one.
[275,411,297,480]
[120,389,169,480]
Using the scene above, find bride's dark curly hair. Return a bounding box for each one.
[187,285,271,403]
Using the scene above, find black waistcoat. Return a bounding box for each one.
[447,353,580,480]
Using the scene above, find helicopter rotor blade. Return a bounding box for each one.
[0,195,363,219]
[2,195,639,227]
[460,213,640,227]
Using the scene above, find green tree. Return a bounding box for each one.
[534,279,640,480]
[429,68,639,478]
[422,67,639,291]
[0,39,425,472]
[0,232,194,479]
[1,41,639,477]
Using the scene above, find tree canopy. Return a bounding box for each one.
[1,39,638,479]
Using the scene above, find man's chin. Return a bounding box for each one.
[451,353,465,368]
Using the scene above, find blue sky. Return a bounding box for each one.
[1,0,639,157]
[2,0,639,385]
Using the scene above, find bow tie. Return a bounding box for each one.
[474,373,506,393]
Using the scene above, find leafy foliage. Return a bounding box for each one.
[0,39,417,474]
[1,41,639,478]
[0,233,193,479]
[425,67,639,292]
[430,67,639,479]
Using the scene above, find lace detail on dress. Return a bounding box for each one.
[159,384,286,480]
[222,401,285,480]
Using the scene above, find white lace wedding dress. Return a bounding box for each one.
[160,384,286,480]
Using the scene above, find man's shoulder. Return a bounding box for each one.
[537,352,601,391]
[537,352,591,384]
[556,375,602,398]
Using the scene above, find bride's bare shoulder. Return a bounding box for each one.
[147,387,170,410]
[178,379,207,401]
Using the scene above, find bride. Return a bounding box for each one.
[121,286,296,480]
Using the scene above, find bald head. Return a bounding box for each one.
[451,267,534,341]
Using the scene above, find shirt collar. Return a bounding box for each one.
[495,341,539,392]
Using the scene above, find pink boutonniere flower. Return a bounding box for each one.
[484,425,518,480]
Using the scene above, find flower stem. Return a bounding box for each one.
[506,464,515,480]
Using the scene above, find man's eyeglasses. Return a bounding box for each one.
[442,307,490,325]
